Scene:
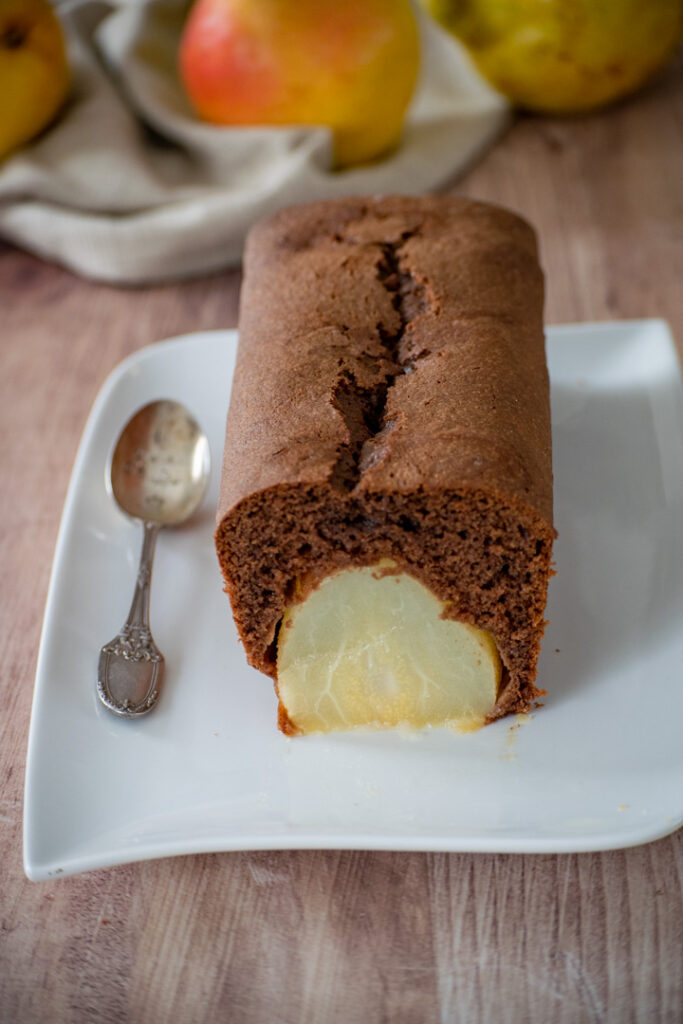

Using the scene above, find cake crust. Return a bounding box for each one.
[215,196,555,729]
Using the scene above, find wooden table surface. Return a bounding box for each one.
[1,58,682,1024]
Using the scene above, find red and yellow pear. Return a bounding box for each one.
[179,0,419,168]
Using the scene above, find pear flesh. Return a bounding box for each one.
[277,565,501,734]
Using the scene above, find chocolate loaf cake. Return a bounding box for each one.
[215,196,555,735]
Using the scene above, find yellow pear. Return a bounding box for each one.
[0,0,70,160]
[422,0,682,114]
[277,564,502,735]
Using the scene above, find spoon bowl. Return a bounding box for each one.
[110,400,210,526]
[97,400,210,718]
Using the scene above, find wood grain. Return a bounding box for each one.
[1,54,682,1024]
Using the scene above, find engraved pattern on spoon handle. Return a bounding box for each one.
[121,521,160,652]
[98,522,165,716]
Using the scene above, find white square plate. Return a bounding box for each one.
[24,321,683,879]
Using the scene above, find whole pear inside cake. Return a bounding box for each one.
[277,563,502,734]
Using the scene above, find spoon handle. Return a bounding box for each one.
[97,522,165,717]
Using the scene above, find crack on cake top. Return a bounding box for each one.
[329,231,432,491]
[329,373,389,492]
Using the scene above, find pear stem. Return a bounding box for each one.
[2,26,27,50]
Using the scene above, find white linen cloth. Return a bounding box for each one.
[0,0,508,283]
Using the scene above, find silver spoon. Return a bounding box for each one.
[97,400,210,718]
